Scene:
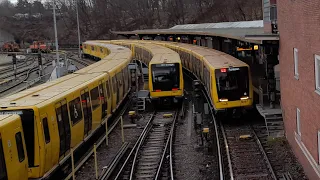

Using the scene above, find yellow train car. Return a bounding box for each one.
[148,52,184,101]
[134,40,254,116]
[0,43,132,180]
[102,40,184,103]
[0,115,28,180]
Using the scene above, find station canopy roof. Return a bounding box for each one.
[112,20,279,44]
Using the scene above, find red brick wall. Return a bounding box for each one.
[278,0,320,179]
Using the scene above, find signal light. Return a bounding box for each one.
[81,100,87,103]
[221,68,227,73]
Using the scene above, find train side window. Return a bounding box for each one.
[100,48,103,53]
[91,46,94,51]
[90,87,100,110]
[15,132,25,162]
[42,117,50,143]
[68,97,83,125]
[106,80,111,97]
[0,138,7,180]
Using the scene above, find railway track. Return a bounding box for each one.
[108,110,178,180]
[0,57,34,76]
[252,124,294,180]
[67,53,94,67]
[221,123,277,180]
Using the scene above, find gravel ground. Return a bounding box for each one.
[173,74,220,180]
[75,111,153,180]
[173,102,219,180]
[265,134,308,179]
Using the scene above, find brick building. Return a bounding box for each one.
[278,0,320,179]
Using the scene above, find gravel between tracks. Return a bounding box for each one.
[75,112,153,180]
[173,103,219,180]
[265,136,308,179]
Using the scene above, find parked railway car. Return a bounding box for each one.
[30,41,52,53]
[2,42,19,52]
[0,42,132,180]
[130,40,253,116]
[101,40,184,104]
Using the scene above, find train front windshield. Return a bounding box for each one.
[215,67,249,101]
[151,63,180,91]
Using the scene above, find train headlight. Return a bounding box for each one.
[240,96,249,100]
[219,98,228,102]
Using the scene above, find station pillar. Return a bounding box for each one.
[262,44,279,109]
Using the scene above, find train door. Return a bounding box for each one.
[105,80,112,114]
[55,100,71,158]
[123,69,127,94]
[114,75,119,106]
[81,89,92,137]
[99,81,107,119]
[41,114,52,172]
[121,70,125,98]
[0,135,8,180]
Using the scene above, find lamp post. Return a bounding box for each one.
[75,0,81,58]
[53,0,60,78]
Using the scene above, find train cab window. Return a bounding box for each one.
[42,118,50,143]
[15,132,25,162]
[151,63,180,91]
[91,46,94,51]
[90,87,100,110]
[0,138,7,180]
[215,67,249,101]
[105,80,111,97]
[69,97,83,125]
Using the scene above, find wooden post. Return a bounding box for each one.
[105,121,108,146]
[94,144,98,179]
[121,116,124,143]
[71,148,75,180]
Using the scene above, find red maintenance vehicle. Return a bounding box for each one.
[30,41,52,53]
[1,42,20,52]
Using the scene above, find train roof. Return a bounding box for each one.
[107,40,181,65]
[148,40,248,68]
[150,53,181,64]
[0,72,106,108]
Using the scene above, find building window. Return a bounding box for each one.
[315,55,320,94]
[296,108,301,136]
[294,48,299,79]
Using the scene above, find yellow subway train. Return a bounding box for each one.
[98,40,184,104]
[152,41,254,115]
[0,42,132,180]
[109,40,253,116]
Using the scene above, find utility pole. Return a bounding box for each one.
[53,0,60,78]
[75,0,81,58]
